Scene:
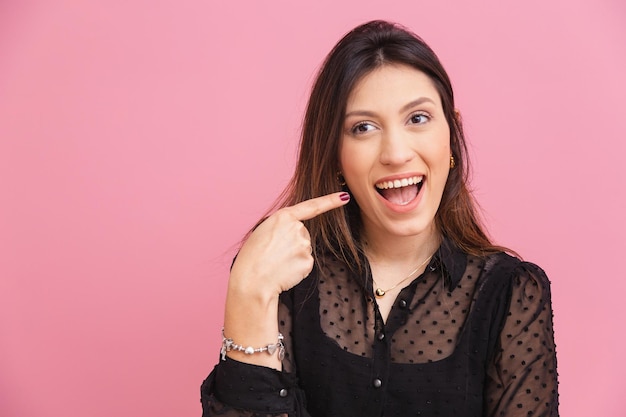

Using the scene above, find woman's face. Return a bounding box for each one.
[339,64,451,242]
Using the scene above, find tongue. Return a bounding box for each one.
[380,185,419,205]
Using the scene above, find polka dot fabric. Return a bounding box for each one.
[484,263,559,416]
[201,240,559,416]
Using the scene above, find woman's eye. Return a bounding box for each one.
[351,122,375,135]
[409,113,429,125]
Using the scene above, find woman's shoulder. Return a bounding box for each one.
[480,251,552,300]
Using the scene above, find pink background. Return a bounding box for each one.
[1,1,625,416]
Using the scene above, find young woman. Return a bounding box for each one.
[201,20,559,417]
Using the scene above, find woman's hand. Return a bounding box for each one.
[223,192,350,368]
[229,192,350,299]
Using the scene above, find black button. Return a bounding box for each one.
[399,299,407,308]
[279,388,288,397]
[373,378,382,388]
[378,332,385,341]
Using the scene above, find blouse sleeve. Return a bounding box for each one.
[484,262,559,417]
[200,297,310,417]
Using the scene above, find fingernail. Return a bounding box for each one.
[340,192,350,202]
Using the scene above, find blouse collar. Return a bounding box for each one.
[434,237,468,292]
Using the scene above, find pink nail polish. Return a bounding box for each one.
[340,192,350,201]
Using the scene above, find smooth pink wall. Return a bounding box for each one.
[1,1,625,416]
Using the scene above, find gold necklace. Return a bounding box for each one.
[373,254,434,298]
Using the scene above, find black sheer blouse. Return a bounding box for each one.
[201,240,559,416]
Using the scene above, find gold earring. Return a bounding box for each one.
[337,172,346,186]
[450,155,455,169]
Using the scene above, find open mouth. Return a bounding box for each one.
[375,175,423,206]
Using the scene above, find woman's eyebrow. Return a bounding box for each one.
[344,109,377,118]
[399,97,436,113]
[345,97,436,119]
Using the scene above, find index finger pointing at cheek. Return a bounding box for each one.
[287,192,351,221]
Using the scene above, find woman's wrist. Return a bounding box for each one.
[227,271,281,307]
[223,276,283,369]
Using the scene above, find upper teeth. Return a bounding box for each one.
[375,176,423,190]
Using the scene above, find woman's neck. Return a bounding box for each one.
[362,224,441,267]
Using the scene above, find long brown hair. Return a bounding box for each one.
[263,20,509,273]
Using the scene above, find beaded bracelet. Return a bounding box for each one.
[220,328,285,361]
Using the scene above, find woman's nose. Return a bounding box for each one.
[379,129,415,166]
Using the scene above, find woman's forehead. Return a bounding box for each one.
[346,64,442,112]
